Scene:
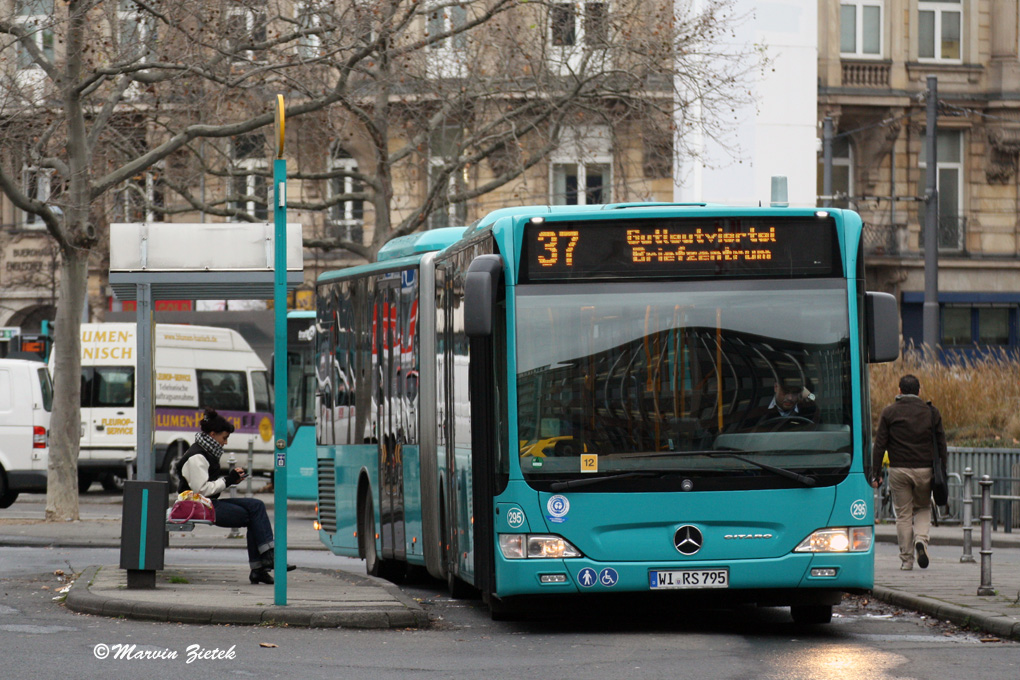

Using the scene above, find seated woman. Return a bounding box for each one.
[175,408,293,585]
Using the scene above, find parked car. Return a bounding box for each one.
[0,358,53,508]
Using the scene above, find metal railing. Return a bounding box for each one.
[861,216,967,256]
[875,447,1020,530]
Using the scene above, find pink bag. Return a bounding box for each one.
[168,490,216,523]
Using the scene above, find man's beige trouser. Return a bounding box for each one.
[889,467,933,566]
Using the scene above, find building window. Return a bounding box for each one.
[116,0,156,57]
[295,1,325,59]
[941,306,971,346]
[549,2,610,74]
[427,125,467,230]
[551,163,610,205]
[919,129,964,251]
[918,0,961,62]
[117,169,165,222]
[20,166,51,229]
[817,135,853,208]
[550,2,608,47]
[550,125,612,206]
[428,1,468,49]
[230,135,268,221]
[15,0,55,69]
[328,146,364,244]
[942,305,1014,347]
[226,3,268,63]
[840,1,882,57]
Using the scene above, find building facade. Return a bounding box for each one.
[820,0,1020,352]
[0,0,676,339]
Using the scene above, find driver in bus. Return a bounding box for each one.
[759,378,818,424]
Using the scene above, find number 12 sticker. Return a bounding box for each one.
[580,454,598,473]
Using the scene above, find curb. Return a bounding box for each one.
[871,585,1020,642]
[64,565,428,629]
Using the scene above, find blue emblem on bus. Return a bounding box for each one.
[599,568,619,587]
[577,567,598,588]
[547,494,570,523]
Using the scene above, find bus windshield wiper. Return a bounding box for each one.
[549,471,663,491]
[609,450,817,487]
[705,452,817,487]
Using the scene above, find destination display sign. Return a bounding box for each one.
[520,216,842,282]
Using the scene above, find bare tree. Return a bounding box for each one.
[0,0,762,520]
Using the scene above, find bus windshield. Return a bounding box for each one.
[515,280,854,491]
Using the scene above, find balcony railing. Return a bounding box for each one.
[841,60,891,88]
[862,216,967,256]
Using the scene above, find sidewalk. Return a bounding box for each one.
[1,493,427,629]
[4,500,1019,635]
[65,564,428,629]
[872,523,1020,641]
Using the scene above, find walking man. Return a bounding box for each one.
[871,374,949,570]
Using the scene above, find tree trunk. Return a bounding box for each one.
[45,247,88,521]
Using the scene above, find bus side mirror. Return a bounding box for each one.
[464,255,504,338]
[865,291,899,363]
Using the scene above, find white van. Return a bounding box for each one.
[0,358,53,508]
[72,323,274,489]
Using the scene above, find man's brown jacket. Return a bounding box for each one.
[872,394,949,475]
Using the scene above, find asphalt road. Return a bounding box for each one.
[2,542,1019,680]
[3,491,1019,679]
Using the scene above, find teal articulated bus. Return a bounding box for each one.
[314,204,899,622]
[284,311,317,500]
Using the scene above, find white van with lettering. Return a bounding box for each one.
[0,358,53,508]
[72,324,274,490]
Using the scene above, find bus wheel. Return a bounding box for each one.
[486,594,521,621]
[361,492,383,577]
[790,604,832,625]
[447,568,475,599]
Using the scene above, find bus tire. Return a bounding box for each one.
[486,595,521,621]
[447,568,475,599]
[790,604,832,625]
[361,491,385,578]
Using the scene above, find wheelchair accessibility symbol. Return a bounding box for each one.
[598,568,619,587]
[577,567,598,588]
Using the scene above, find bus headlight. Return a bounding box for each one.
[499,534,583,559]
[794,526,872,553]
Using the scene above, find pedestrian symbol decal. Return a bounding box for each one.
[599,568,618,587]
[578,567,597,588]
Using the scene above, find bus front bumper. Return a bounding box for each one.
[493,549,873,599]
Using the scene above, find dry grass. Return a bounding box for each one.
[869,347,1020,446]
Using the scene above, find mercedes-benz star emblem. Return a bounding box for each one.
[673,525,703,555]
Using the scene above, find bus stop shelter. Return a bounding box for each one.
[108,221,303,481]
